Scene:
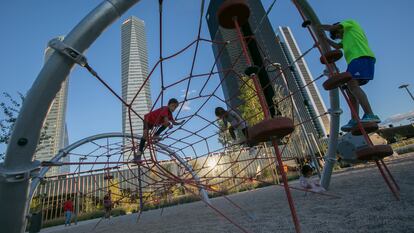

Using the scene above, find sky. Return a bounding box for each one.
[1,0,414,158]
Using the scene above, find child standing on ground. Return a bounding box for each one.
[299,165,325,193]
[135,98,183,162]
[215,107,248,145]
[320,20,380,131]
[63,197,74,226]
[103,194,112,219]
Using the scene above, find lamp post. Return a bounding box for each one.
[398,84,414,102]
[75,157,86,225]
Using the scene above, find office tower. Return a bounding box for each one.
[121,16,152,159]
[278,26,330,137]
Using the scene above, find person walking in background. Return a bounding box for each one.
[63,197,74,226]
[103,194,112,219]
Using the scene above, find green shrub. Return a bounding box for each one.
[111,208,126,217]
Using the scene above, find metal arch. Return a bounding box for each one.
[29,132,210,204]
[292,0,342,189]
[0,1,140,232]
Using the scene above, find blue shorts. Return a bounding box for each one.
[346,56,376,86]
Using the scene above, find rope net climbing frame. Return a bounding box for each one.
[28,1,399,232]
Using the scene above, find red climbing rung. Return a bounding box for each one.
[351,121,379,136]
[217,0,250,29]
[247,117,294,144]
[356,145,393,161]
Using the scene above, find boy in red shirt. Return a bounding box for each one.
[63,197,74,226]
[134,98,183,162]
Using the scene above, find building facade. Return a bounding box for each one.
[121,16,152,159]
[34,36,70,175]
[206,0,325,157]
[278,26,330,137]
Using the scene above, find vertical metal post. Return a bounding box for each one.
[41,184,46,222]
[46,181,53,221]
[50,180,57,221]
[137,163,144,213]
[55,180,60,219]
[75,159,81,225]
[291,0,342,190]
[399,84,414,102]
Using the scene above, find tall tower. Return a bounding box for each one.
[121,16,151,157]
[278,26,330,137]
[35,36,70,175]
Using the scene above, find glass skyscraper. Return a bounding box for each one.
[121,16,152,160]
[278,26,330,137]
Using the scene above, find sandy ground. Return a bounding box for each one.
[41,153,414,233]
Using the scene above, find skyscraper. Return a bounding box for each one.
[35,36,70,175]
[121,16,151,158]
[278,26,330,137]
[206,0,296,117]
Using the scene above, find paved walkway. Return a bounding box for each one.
[41,153,414,233]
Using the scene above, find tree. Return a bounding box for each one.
[0,92,50,160]
[272,83,292,118]
[272,83,307,154]
[108,178,123,207]
[217,120,232,147]
[0,92,24,144]
[238,76,265,126]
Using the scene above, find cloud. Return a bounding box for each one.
[179,89,196,111]
[181,101,191,111]
[381,110,414,125]
[180,89,197,98]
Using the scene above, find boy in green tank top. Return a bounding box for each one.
[320,20,380,131]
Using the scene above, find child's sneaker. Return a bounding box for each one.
[248,147,257,155]
[152,135,161,142]
[131,151,142,163]
[361,114,381,123]
[341,119,357,132]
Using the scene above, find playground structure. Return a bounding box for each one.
[0,0,400,233]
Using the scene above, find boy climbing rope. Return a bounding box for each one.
[134,98,183,162]
[215,107,248,145]
[320,20,380,131]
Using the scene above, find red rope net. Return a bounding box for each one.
[34,1,344,232]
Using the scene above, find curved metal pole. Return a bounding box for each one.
[0,1,139,232]
[292,0,342,189]
[29,133,210,207]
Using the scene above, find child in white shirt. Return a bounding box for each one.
[299,165,326,193]
[215,107,248,145]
